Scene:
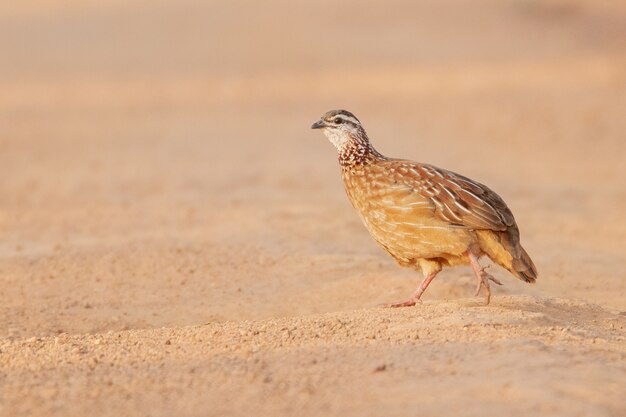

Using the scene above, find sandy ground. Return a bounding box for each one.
[1,1,625,416]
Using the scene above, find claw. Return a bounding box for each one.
[467,252,504,305]
[488,275,503,286]
[382,298,421,308]
[476,274,490,304]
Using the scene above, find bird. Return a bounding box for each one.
[311,109,537,306]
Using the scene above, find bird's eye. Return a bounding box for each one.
[334,118,343,124]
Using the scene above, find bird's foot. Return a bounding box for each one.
[467,252,503,305]
[473,266,502,295]
[382,271,439,308]
[473,267,502,305]
[382,297,422,308]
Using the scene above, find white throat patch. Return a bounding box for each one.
[323,128,351,151]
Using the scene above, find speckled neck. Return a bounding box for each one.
[338,128,385,169]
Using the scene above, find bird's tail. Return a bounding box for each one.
[476,229,538,283]
[511,245,538,283]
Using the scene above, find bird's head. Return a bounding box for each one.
[311,109,366,150]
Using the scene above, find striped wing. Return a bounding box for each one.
[383,160,516,232]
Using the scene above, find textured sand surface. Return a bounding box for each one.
[1,1,625,416]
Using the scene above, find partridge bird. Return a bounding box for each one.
[311,109,537,306]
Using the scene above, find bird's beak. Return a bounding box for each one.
[311,119,327,129]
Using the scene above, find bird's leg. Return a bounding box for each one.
[467,252,502,305]
[383,271,439,308]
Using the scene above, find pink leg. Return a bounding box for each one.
[383,272,439,308]
[467,251,502,305]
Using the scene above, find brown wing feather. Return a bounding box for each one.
[381,160,516,232]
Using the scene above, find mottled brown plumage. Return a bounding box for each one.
[312,109,537,306]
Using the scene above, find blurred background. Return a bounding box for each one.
[1,0,625,338]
